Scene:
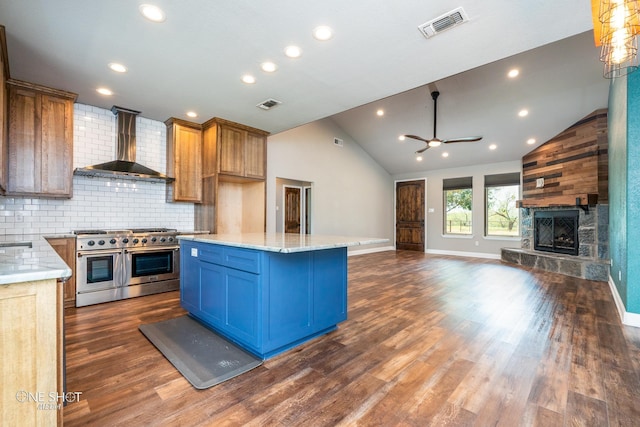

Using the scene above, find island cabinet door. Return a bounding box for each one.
[312,248,348,329]
[264,252,314,350]
[225,268,260,347]
[199,262,226,327]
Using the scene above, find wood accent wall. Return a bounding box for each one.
[521,109,608,207]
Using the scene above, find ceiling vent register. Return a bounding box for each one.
[257,98,282,110]
[418,7,469,39]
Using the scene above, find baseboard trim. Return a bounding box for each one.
[608,275,640,328]
[348,246,395,257]
[425,249,501,260]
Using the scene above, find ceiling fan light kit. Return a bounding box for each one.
[403,86,482,155]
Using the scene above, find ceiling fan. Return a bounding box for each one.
[404,84,482,154]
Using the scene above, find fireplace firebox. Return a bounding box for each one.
[534,210,579,256]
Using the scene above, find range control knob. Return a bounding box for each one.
[110,239,117,244]
[141,238,148,244]
[168,237,174,242]
[160,237,166,243]
[87,240,95,246]
[133,238,139,244]
[122,238,129,244]
[98,240,105,246]
[151,237,157,243]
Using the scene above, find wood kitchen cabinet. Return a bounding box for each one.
[165,118,203,203]
[6,79,76,198]
[204,117,268,180]
[195,118,268,234]
[46,236,76,308]
[1,278,64,426]
[0,26,8,193]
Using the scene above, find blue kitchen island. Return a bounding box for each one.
[178,233,387,359]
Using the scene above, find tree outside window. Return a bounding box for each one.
[485,173,520,237]
[443,177,473,235]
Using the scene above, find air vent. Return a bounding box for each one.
[418,7,469,39]
[333,137,344,147]
[256,98,282,110]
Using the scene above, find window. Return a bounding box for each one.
[485,172,520,237]
[443,177,473,235]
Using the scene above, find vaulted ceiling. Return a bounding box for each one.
[0,1,608,174]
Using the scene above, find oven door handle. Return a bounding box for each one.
[124,246,180,254]
[77,249,124,257]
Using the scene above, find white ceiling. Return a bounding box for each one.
[0,1,609,174]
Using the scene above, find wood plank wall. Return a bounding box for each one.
[522,109,608,204]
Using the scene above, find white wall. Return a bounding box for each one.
[0,104,194,235]
[266,118,394,251]
[393,160,522,258]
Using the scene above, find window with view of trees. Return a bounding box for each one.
[443,177,473,235]
[485,172,521,237]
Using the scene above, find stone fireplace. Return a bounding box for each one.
[500,109,610,282]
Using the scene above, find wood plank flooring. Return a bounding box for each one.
[63,251,640,426]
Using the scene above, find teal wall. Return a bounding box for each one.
[626,71,640,313]
[609,71,640,314]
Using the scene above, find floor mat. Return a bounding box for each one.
[139,315,263,389]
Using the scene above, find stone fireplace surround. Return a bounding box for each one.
[501,205,610,281]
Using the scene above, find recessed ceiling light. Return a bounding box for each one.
[96,87,113,96]
[376,109,384,116]
[284,45,302,58]
[139,4,166,22]
[186,111,198,118]
[416,155,423,162]
[313,26,333,41]
[261,61,278,73]
[518,109,529,117]
[527,138,536,145]
[108,62,127,73]
[398,135,406,141]
[489,144,497,150]
[241,74,256,84]
[508,68,519,78]
[442,152,449,158]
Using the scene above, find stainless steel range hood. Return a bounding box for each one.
[74,106,174,182]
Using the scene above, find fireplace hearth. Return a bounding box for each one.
[534,210,579,255]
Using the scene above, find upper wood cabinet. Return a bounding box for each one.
[0,26,8,193]
[165,118,202,203]
[203,118,268,180]
[6,79,76,198]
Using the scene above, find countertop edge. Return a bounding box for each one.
[178,234,390,253]
[0,234,73,286]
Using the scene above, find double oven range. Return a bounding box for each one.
[74,228,180,307]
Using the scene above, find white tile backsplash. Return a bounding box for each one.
[0,104,194,235]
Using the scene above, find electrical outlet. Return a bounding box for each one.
[475,241,479,246]
[535,178,544,188]
[619,270,622,281]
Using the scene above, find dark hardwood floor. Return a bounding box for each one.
[63,251,640,426]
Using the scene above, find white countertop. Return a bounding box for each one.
[178,232,389,253]
[0,234,72,285]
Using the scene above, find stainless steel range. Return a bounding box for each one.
[74,228,180,307]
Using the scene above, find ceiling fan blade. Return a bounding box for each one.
[441,136,483,144]
[404,134,430,143]
[415,145,430,154]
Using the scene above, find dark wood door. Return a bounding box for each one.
[396,180,425,251]
[285,186,301,233]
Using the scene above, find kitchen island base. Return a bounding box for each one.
[180,240,348,359]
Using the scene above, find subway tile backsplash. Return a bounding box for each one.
[0,104,194,235]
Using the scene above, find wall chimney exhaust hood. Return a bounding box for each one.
[74,106,174,182]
